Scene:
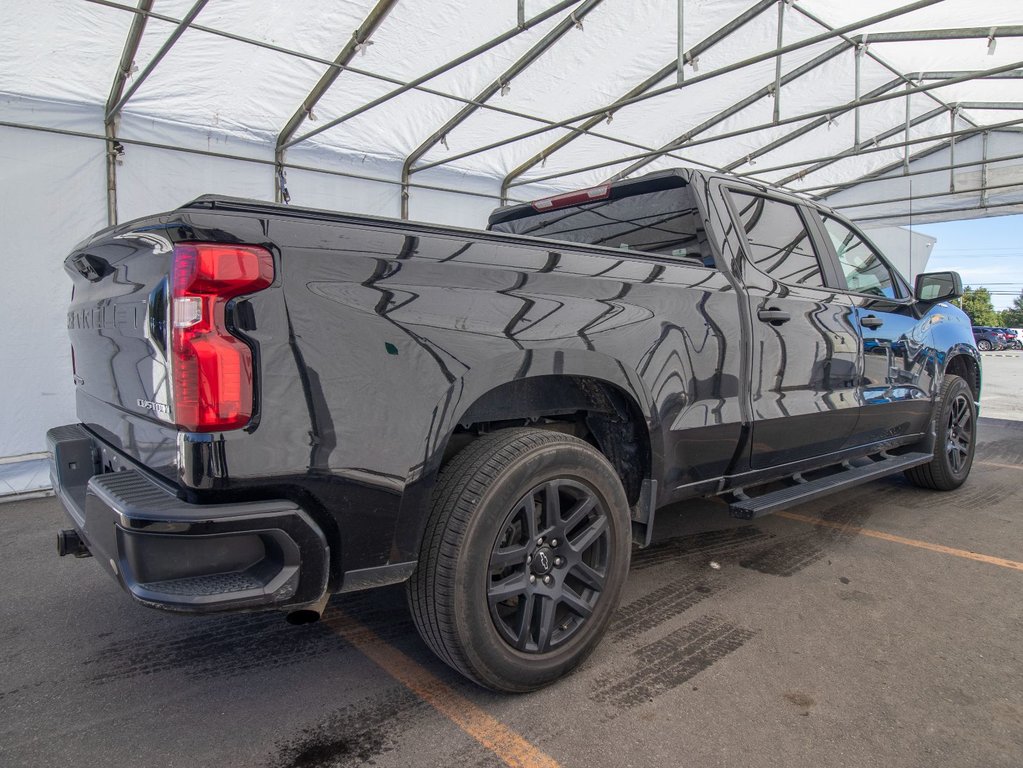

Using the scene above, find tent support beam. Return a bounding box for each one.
[768,104,947,185]
[104,0,208,123]
[0,119,514,203]
[832,179,1023,212]
[789,5,1000,130]
[413,0,951,175]
[736,117,1023,180]
[808,132,1004,198]
[769,97,1019,187]
[498,0,776,203]
[504,61,1023,190]
[796,149,1023,194]
[286,0,583,151]
[904,81,913,174]
[852,198,1021,223]
[721,77,907,173]
[103,0,154,226]
[772,0,784,123]
[949,107,957,192]
[400,0,603,218]
[608,41,850,182]
[982,131,990,208]
[88,0,642,162]
[854,42,863,145]
[677,0,684,84]
[274,0,397,203]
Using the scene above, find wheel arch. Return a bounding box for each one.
[391,349,660,563]
[944,346,981,401]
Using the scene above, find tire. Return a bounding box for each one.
[905,374,976,491]
[977,339,992,351]
[407,428,632,692]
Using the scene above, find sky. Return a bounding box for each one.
[914,214,1023,312]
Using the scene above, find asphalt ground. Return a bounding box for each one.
[2,372,1021,767]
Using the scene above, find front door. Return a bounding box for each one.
[809,212,934,446]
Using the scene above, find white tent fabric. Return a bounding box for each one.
[1,0,1022,490]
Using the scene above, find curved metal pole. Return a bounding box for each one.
[412,0,943,176]
[274,0,399,202]
[606,40,850,182]
[498,0,777,204]
[399,0,604,218]
[103,0,154,226]
[104,0,208,122]
[508,60,1023,190]
[287,0,583,151]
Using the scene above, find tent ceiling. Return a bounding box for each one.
[3,0,1023,225]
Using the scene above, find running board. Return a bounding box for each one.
[728,452,932,520]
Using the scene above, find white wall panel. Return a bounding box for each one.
[0,125,106,456]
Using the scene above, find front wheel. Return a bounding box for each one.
[407,428,631,692]
[905,374,976,491]
[977,339,992,351]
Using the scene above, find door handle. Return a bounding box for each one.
[757,308,791,325]
[861,315,884,329]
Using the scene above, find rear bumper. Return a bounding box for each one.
[47,424,329,614]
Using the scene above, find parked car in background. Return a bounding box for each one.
[996,328,1021,350]
[972,326,1007,351]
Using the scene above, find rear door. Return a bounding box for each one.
[719,185,862,469]
[807,211,933,445]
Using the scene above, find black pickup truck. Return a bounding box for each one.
[50,168,979,691]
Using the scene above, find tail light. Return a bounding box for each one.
[170,243,274,432]
[531,184,610,211]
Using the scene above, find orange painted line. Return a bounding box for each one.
[976,460,1023,472]
[323,610,560,768]
[777,511,1023,573]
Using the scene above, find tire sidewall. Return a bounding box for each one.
[451,441,631,690]
[933,376,976,486]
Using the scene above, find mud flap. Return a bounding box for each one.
[630,478,657,549]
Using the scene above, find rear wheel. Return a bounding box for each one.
[977,339,992,351]
[905,374,976,491]
[407,428,631,692]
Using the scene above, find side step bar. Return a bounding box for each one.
[728,452,932,520]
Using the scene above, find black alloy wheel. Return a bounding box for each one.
[407,428,631,692]
[487,479,609,654]
[905,373,976,491]
[945,392,973,475]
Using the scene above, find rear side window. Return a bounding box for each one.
[728,190,825,288]
[489,185,713,265]
[818,215,900,299]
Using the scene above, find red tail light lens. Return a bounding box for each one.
[170,243,274,432]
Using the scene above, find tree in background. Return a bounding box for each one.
[960,286,1000,326]
[1000,289,1023,328]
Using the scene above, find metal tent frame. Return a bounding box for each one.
[16,0,1023,226]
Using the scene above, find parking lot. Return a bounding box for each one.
[3,353,1021,768]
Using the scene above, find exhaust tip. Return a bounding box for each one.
[286,609,322,626]
[57,529,91,558]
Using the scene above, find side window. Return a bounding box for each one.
[728,190,825,288]
[819,215,899,299]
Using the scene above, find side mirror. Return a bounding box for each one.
[915,271,963,303]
